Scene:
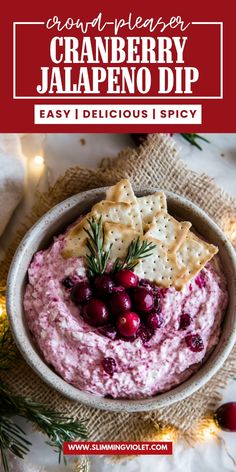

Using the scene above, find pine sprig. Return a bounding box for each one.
[0,417,31,472]
[84,216,112,276]
[0,381,87,471]
[0,327,16,370]
[180,133,209,150]
[113,237,156,272]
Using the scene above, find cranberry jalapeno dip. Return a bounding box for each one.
[24,181,228,399]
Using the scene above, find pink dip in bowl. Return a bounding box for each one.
[24,225,228,399]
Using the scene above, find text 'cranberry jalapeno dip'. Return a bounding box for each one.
[24,180,228,399]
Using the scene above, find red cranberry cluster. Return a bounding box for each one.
[62,271,204,354]
[62,269,163,343]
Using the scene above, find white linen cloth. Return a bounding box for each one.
[0,134,25,236]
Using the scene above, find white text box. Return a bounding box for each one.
[34,104,202,125]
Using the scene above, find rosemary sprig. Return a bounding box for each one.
[0,380,87,471]
[84,218,156,275]
[84,216,112,276]
[0,417,31,472]
[180,133,209,150]
[113,237,156,272]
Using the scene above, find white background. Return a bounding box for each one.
[0,133,236,472]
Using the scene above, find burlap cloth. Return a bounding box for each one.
[1,134,236,442]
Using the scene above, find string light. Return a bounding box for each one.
[151,426,179,443]
[33,155,44,166]
[0,287,6,319]
[150,419,221,446]
[29,154,45,181]
[159,431,176,442]
[195,418,219,441]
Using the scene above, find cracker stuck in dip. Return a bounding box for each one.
[24,180,228,399]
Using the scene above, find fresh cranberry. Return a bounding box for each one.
[158,288,168,298]
[102,357,117,376]
[139,280,160,312]
[114,269,139,289]
[185,334,204,352]
[139,279,156,291]
[146,312,164,330]
[97,324,117,340]
[62,276,74,289]
[131,287,154,313]
[179,313,191,330]
[117,312,140,337]
[153,294,161,313]
[195,271,206,288]
[109,292,132,317]
[83,299,109,327]
[137,325,153,344]
[71,282,92,304]
[111,285,125,293]
[95,274,114,297]
[214,402,236,432]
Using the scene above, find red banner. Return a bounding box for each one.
[63,441,173,455]
[0,0,235,131]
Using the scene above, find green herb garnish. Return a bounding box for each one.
[0,380,87,471]
[180,133,209,150]
[84,216,112,276]
[113,237,156,272]
[84,218,156,276]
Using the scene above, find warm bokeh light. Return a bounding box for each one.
[0,305,3,317]
[155,427,179,443]
[196,419,219,441]
[33,155,44,166]
[159,431,176,442]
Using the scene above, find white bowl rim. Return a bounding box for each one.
[6,187,236,412]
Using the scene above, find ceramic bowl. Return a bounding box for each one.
[6,188,236,412]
